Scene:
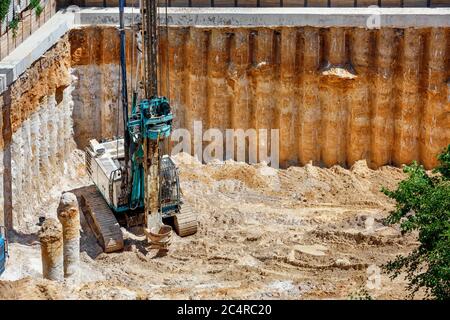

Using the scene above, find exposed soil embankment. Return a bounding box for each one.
[69,26,450,169]
[0,35,72,141]
[0,35,89,232]
[0,154,421,299]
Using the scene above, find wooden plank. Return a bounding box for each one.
[356,0,379,6]
[213,0,237,6]
[39,5,45,27]
[84,0,104,6]
[21,10,31,38]
[44,0,52,22]
[0,31,6,60]
[15,19,23,48]
[260,0,282,6]
[0,33,3,58]
[77,0,444,4]
[169,0,191,6]
[105,0,120,6]
[71,1,88,6]
[331,0,356,6]
[237,0,258,6]
[1,22,6,35]
[431,0,450,7]
[7,30,15,55]
[381,0,402,6]
[306,0,329,6]
[283,0,306,6]
[51,0,57,15]
[403,0,427,6]
[191,0,212,6]
[30,8,37,37]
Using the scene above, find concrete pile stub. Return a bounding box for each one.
[39,218,64,281]
[57,192,80,280]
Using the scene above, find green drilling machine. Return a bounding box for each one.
[81,0,197,253]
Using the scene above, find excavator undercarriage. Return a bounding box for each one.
[81,137,198,253]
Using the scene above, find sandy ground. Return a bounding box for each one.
[0,152,421,300]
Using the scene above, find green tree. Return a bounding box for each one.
[382,145,450,300]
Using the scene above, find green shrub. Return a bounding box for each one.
[382,145,450,300]
[30,0,43,17]
[8,15,19,37]
[348,288,373,300]
[0,0,12,23]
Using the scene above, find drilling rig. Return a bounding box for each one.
[81,0,197,253]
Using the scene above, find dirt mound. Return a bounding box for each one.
[2,152,420,300]
[0,278,63,300]
[210,163,270,190]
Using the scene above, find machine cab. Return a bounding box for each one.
[85,138,125,212]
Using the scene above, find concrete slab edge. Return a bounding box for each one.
[0,11,76,94]
[79,7,450,28]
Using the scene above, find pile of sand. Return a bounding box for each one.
[1,152,419,300]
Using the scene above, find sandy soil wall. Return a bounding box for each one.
[70,26,450,169]
[69,27,124,148]
[0,35,77,231]
[0,24,448,230]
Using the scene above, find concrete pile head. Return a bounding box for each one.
[57,192,80,280]
[38,218,64,281]
[57,193,80,225]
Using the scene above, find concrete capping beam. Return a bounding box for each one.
[1,7,450,94]
[0,11,76,94]
[79,7,450,28]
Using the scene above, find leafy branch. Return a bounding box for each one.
[382,145,450,300]
[0,0,12,23]
[30,0,43,17]
[8,15,19,38]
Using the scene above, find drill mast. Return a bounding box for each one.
[141,0,162,228]
[142,0,159,98]
[119,0,170,229]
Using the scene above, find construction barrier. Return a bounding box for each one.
[0,0,57,61]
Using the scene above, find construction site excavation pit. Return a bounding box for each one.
[0,7,449,299]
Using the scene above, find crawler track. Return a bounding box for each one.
[79,186,124,253]
[174,203,198,237]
